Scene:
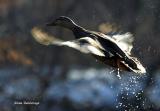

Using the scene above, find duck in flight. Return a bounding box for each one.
[31,16,146,74]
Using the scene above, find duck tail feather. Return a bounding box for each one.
[122,56,146,74]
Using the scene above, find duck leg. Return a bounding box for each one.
[116,59,121,79]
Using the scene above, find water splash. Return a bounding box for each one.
[109,67,121,79]
[115,74,145,110]
[117,68,121,79]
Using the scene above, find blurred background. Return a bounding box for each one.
[0,0,160,111]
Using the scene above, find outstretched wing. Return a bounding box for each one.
[98,22,134,54]
[111,32,134,54]
[31,27,105,57]
[94,33,146,74]
[31,27,63,46]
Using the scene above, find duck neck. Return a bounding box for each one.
[72,25,90,39]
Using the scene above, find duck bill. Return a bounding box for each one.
[46,22,56,26]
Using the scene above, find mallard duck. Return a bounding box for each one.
[31,16,146,74]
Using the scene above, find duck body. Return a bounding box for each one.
[71,26,138,71]
[45,16,146,74]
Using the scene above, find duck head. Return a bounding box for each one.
[46,16,78,29]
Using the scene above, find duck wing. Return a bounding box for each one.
[31,27,63,46]
[109,32,134,55]
[90,31,134,54]
[98,22,134,54]
[90,32,146,74]
[31,27,105,57]
[88,31,128,58]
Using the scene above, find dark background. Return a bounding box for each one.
[0,0,160,111]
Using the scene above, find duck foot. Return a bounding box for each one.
[117,68,121,79]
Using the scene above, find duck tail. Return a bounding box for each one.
[122,56,146,74]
